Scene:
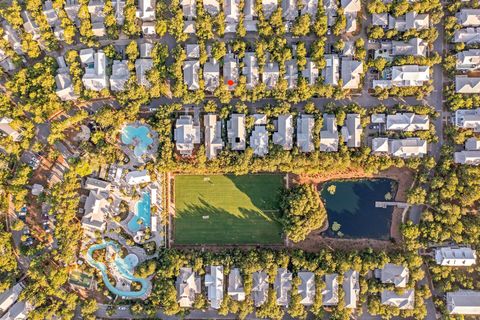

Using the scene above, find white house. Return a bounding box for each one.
[343,270,359,309]
[110,60,129,91]
[205,266,224,309]
[455,76,480,93]
[273,114,294,150]
[454,109,480,132]
[435,247,477,266]
[282,0,297,21]
[285,59,298,89]
[302,59,319,85]
[447,290,480,315]
[377,263,409,288]
[341,0,360,33]
[174,115,200,156]
[341,59,363,89]
[373,65,430,88]
[386,113,429,131]
[252,271,269,307]
[55,57,78,101]
[0,283,24,315]
[250,124,269,156]
[176,268,201,308]
[227,114,246,150]
[322,274,339,306]
[81,49,108,91]
[320,113,339,152]
[456,9,480,27]
[224,0,239,32]
[381,290,415,309]
[323,54,339,86]
[224,53,239,90]
[297,114,314,152]
[204,114,223,159]
[243,52,259,89]
[228,268,246,301]
[341,114,362,148]
[203,0,220,15]
[274,268,292,306]
[263,62,280,89]
[262,0,277,18]
[204,59,220,92]
[298,272,315,306]
[388,11,429,31]
[456,49,480,71]
[454,27,480,44]
[183,60,200,90]
[125,170,151,185]
[374,138,428,158]
[82,189,109,233]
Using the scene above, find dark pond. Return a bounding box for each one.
[320,179,397,239]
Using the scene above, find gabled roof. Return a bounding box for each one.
[456,49,480,71]
[262,0,277,18]
[456,9,480,27]
[203,0,220,15]
[341,114,362,148]
[454,109,480,132]
[386,113,429,131]
[343,270,359,309]
[252,271,269,307]
[302,59,319,85]
[454,27,480,44]
[205,266,224,309]
[263,62,280,89]
[82,190,109,231]
[284,59,298,89]
[176,267,201,308]
[0,283,24,313]
[183,60,200,90]
[204,59,220,92]
[341,59,363,89]
[224,54,239,90]
[320,113,339,152]
[341,0,360,13]
[125,169,151,185]
[392,38,427,57]
[181,0,196,18]
[455,76,480,93]
[297,114,315,153]
[322,274,339,306]
[274,268,292,306]
[379,263,409,287]
[273,114,294,150]
[227,114,246,150]
[300,0,318,17]
[298,272,315,306]
[454,150,480,165]
[381,289,415,309]
[372,13,388,26]
[323,54,339,86]
[110,60,129,91]
[250,125,269,156]
[135,58,153,87]
[174,115,201,155]
[282,0,297,21]
[243,52,259,89]
[465,137,480,151]
[447,290,480,315]
[228,268,245,301]
[390,138,427,158]
[435,247,477,266]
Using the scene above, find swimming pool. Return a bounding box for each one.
[127,191,151,233]
[86,241,150,298]
[121,125,154,158]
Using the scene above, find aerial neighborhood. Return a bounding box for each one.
[0,0,480,319]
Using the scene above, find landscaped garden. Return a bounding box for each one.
[174,174,284,245]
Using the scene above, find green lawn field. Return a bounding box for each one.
[174,174,284,245]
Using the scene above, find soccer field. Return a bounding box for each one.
[174,174,284,245]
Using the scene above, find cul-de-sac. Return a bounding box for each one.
[0,0,479,318]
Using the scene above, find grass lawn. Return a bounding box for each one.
[174,174,284,245]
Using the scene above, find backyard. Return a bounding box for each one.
[174,174,284,245]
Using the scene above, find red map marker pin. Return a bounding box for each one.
[227,80,234,86]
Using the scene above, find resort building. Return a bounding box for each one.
[84,177,111,192]
[341,114,362,148]
[381,290,415,309]
[343,270,360,309]
[228,268,246,301]
[0,118,22,142]
[435,247,477,266]
[204,59,220,92]
[386,113,429,131]
[447,290,480,315]
[297,114,315,153]
[81,49,108,91]
[110,60,130,91]
[176,268,201,308]
[298,272,315,306]
[302,59,319,85]
[205,266,224,309]
[456,49,480,71]
[204,114,223,159]
[252,271,269,307]
[273,114,294,150]
[320,114,339,152]
[174,115,201,156]
[275,268,292,307]
[82,189,109,234]
[455,76,480,93]
[377,263,409,288]
[250,114,268,156]
[227,114,246,151]
[125,170,151,185]
[454,109,480,132]
[322,274,339,306]
[373,65,430,88]
[341,59,363,89]
[243,52,259,89]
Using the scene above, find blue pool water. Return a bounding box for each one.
[127,192,151,233]
[86,241,150,298]
[121,125,154,158]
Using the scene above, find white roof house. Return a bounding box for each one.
[447,290,480,315]
[320,114,339,152]
[174,115,201,156]
[466,137,480,151]
[343,270,359,309]
[112,0,126,25]
[455,76,480,93]
[378,263,409,288]
[285,59,298,89]
[84,177,111,191]
[323,54,340,86]
[88,0,106,37]
[371,137,389,153]
[456,9,480,27]
[388,11,429,31]
[322,274,339,306]
[456,49,480,71]
[224,54,239,90]
[297,114,315,153]
[273,114,294,150]
[228,268,245,301]
[125,170,151,185]
[341,114,362,148]
[0,300,32,320]
[298,272,315,306]
[262,0,277,18]
[0,283,24,314]
[302,59,319,85]
[64,0,80,23]
[282,0,298,21]
[135,58,153,87]
[204,0,220,15]
[244,0,258,31]
[381,290,415,309]
[454,109,480,132]
[110,60,129,91]
[386,113,429,131]
[55,57,78,101]
[136,0,155,21]
[176,268,201,308]
[82,50,108,91]
[341,0,360,33]
[391,138,428,158]
[183,60,200,90]
[82,190,109,232]
[372,13,388,26]
[186,44,200,59]
[21,11,41,40]
[1,22,23,55]
[181,0,196,18]
[341,59,363,89]
[435,247,477,266]
[454,151,480,165]
[250,124,269,156]
[301,0,318,17]
[205,266,224,309]
[243,52,259,89]
[324,0,338,26]
[275,268,292,307]
[227,114,246,150]
[454,27,480,44]
[263,62,280,89]
[371,114,386,124]
[373,65,430,88]
[204,114,223,159]
[252,271,269,307]
[204,59,220,92]
[391,38,428,57]
[225,0,240,32]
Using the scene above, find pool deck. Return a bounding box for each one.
[119,122,158,167]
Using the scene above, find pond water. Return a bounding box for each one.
[320,179,396,239]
